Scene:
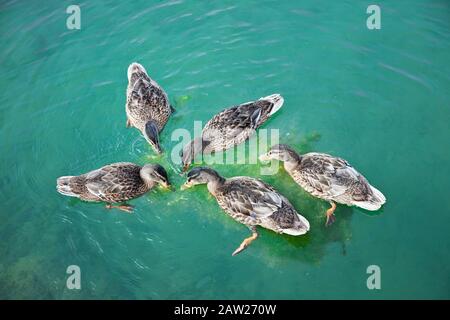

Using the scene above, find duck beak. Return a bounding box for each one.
[181,181,193,190]
[161,181,172,190]
[259,153,271,162]
[153,143,163,154]
[181,163,190,173]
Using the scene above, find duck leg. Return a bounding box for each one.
[232,226,258,256]
[105,203,134,213]
[325,201,336,226]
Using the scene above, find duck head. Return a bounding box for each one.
[259,144,301,163]
[181,167,224,190]
[143,121,162,154]
[180,137,208,172]
[140,164,171,189]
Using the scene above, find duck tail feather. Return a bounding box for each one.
[371,186,386,204]
[56,176,78,197]
[352,186,386,211]
[260,93,284,116]
[282,213,310,236]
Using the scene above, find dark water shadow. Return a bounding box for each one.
[254,199,353,266]
[171,132,357,266]
[358,205,384,217]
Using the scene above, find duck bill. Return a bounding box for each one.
[258,153,271,162]
[161,182,172,190]
[144,136,162,154]
[180,182,193,190]
[153,143,163,154]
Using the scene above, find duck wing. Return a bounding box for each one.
[84,162,144,202]
[217,177,285,220]
[202,95,283,152]
[300,153,369,200]
[126,76,172,130]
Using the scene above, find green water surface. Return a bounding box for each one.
[0,0,449,299]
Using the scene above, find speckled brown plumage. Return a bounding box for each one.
[57,162,155,203]
[125,63,173,133]
[203,94,283,152]
[263,145,386,210]
[216,177,309,233]
[186,167,310,235]
[181,94,284,169]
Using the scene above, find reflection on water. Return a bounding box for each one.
[257,206,353,266]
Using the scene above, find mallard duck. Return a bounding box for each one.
[126,62,174,154]
[182,167,310,256]
[181,94,284,171]
[56,162,170,213]
[259,144,386,226]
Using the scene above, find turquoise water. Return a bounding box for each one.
[1,0,449,299]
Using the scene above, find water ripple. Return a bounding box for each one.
[378,62,432,90]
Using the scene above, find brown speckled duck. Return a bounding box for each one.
[181,94,284,171]
[182,167,310,256]
[57,162,170,213]
[126,62,174,154]
[259,144,386,226]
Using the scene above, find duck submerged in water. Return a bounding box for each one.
[182,167,310,256]
[126,62,174,154]
[56,162,170,213]
[259,144,386,226]
[181,94,284,171]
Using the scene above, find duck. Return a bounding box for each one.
[181,167,310,256]
[126,62,174,154]
[57,162,171,213]
[181,94,284,171]
[259,144,386,226]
